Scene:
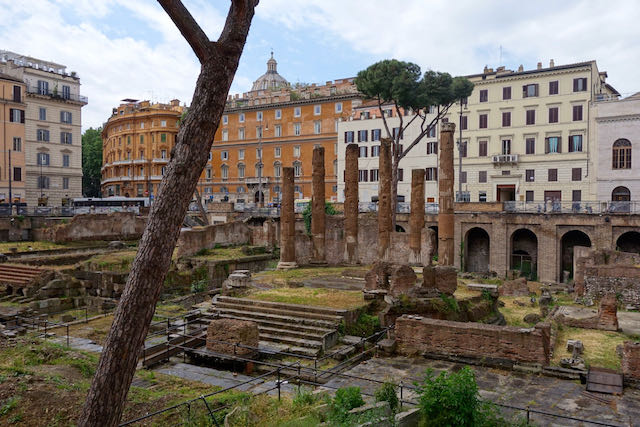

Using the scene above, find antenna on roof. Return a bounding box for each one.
[499,45,503,65]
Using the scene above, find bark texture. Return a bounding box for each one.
[311,146,326,263]
[409,168,425,265]
[344,144,359,264]
[378,138,392,260]
[78,1,258,426]
[438,122,456,266]
[277,167,297,268]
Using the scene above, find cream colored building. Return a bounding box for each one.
[0,51,86,207]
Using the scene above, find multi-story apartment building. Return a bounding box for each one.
[101,99,184,198]
[594,92,640,205]
[200,54,361,204]
[0,73,26,204]
[0,51,87,206]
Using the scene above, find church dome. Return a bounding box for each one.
[251,52,289,91]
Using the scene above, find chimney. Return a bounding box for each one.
[537,62,542,70]
[549,59,555,67]
[518,64,524,72]
[170,99,180,107]
[483,65,489,74]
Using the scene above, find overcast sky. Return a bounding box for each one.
[1,0,639,130]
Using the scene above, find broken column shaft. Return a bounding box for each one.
[344,143,359,264]
[277,166,297,269]
[311,146,326,264]
[378,138,392,260]
[409,168,425,265]
[438,122,456,266]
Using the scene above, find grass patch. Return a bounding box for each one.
[499,296,536,327]
[0,240,105,253]
[191,247,249,260]
[85,250,138,272]
[552,326,628,370]
[253,266,352,283]
[248,287,365,310]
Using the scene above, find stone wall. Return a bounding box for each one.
[622,341,640,380]
[396,316,550,365]
[176,221,252,258]
[33,212,146,243]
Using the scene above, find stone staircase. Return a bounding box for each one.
[0,264,51,296]
[206,296,347,357]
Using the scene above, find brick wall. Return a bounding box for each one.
[395,316,550,365]
[622,341,640,380]
[36,212,146,242]
[176,221,252,257]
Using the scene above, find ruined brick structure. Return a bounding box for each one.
[378,138,392,260]
[409,169,425,266]
[311,146,326,264]
[438,122,456,266]
[622,341,640,381]
[344,144,359,264]
[277,167,297,269]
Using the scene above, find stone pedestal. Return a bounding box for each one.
[277,167,297,269]
[409,169,425,265]
[344,144,359,264]
[378,138,392,260]
[597,293,619,331]
[438,122,456,266]
[311,146,326,265]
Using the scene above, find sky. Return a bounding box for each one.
[1,0,639,130]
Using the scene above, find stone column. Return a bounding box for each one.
[409,168,425,265]
[311,146,326,264]
[438,122,456,266]
[344,144,359,264]
[277,167,297,269]
[378,138,392,260]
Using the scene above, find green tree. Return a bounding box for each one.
[81,127,103,197]
[355,60,474,226]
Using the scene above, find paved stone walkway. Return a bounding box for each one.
[51,335,103,353]
[323,357,640,426]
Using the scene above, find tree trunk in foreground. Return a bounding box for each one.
[78,1,258,425]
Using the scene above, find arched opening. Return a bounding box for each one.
[510,229,538,280]
[560,230,591,282]
[616,231,640,254]
[254,191,264,204]
[395,224,406,232]
[465,227,490,273]
[611,186,631,212]
[612,138,631,169]
[428,226,438,259]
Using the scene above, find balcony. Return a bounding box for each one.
[492,154,519,165]
[26,86,88,104]
[244,176,271,185]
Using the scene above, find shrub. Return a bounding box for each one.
[345,312,380,337]
[293,388,317,408]
[374,382,399,414]
[194,248,211,257]
[190,279,207,293]
[329,386,364,424]
[303,201,339,234]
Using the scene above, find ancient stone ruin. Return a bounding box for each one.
[311,146,326,265]
[206,318,259,357]
[344,143,359,264]
[277,166,297,269]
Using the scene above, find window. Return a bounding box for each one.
[274,147,281,158]
[525,169,535,182]
[460,115,468,130]
[569,135,583,152]
[478,140,488,157]
[314,121,321,134]
[503,86,511,100]
[161,166,167,175]
[62,154,70,167]
[238,127,245,140]
[501,139,511,155]
[425,167,438,181]
[13,85,21,102]
[523,83,539,98]
[548,168,558,181]
[161,149,167,159]
[549,81,559,95]
[161,120,167,127]
[12,137,21,152]
[39,107,46,121]
[140,149,145,160]
[314,105,321,115]
[335,102,342,113]
[127,136,131,145]
[392,127,403,139]
[548,107,559,123]
[501,170,511,175]
[256,126,263,138]
[572,190,582,202]
[572,168,582,181]
[545,136,561,153]
[344,131,354,143]
[238,149,245,160]
[239,113,245,123]
[427,141,438,155]
[526,138,535,154]
[358,169,368,182]
[371,129,381,141]
[360,111,370,120]
[526,109,535,125]
[359,146,367,157]
[13,167,21,182]
[460,171,467,183]
[294,107,301,117]
[275,109,282,119]
[222,129,228,141]
[357,129,368,142]
[222,115,228,125]
[502,112,511,127]
[140,122,145,129]
[573,78,587,92]
[61,132,73,145]
[526,191,534,202]
[612,139,632,169]
[370,169,379,182]
[60,111,72,124]
[274,162,281,178]
[275,124,282,137]
[371,145,380,157]
[398,169,404,181]
[221,150,229,160]
[256,111,263,121]
[37,176,50,189]
[294,161,302,177]
[572,105,583,121]
[254,162,263,177]
[428,126,436,138]
[256,148,262,159]
[479,89,488,102]
[9,108,24,123]
[479,191,487,202]
[37,129,50,142]
[293,123,301,136]
[37,152,50,166]
[460,141,467,157]
[479,114,488,129]
[221,165,229,179]
[294,145,301,157]
[478,170,487,183]
[37,80,49,95]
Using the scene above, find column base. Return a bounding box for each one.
[276,261,298,270]
[309,260,328,266]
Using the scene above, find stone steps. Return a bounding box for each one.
[203,313,333,335]
[259,332,324,350]
[258,341,320,358]
[0,264,48,287]
[208,306,338,329]
[216,296,347,319]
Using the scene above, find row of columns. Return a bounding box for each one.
[278,123,456,268]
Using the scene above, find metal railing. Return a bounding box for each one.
[504,200,640,214]
[0,205,141,217]
[26,85,88,103]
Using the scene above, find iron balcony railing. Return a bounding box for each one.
[26,85,88,104]
[503,200,640,214]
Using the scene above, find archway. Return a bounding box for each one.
[395,224,406,232]
[254,191,264,204]
[616,231,640,254]
[510,229,538,279]
[560,230,591,282]
[611,186,631,213]
[465,227,490,273]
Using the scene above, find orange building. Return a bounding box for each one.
[198,54,362,204]
[0,73,26,204]
[101,99,184,198]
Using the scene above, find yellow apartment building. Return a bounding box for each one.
[0,73,26,204]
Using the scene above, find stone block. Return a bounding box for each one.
[389,265,417,297]
[364,261,391,291]
[597,293,619,331]
[523,313,541,324]
[206,318,259,357]
[567,339,584,356]
[395,408,421,427]
[435,266,457,295]
[499,277,529,297]
[377,338,396,356]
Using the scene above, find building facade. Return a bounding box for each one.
[0,50,87,207]
[0,74,26,204]
[101,99,184,198]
